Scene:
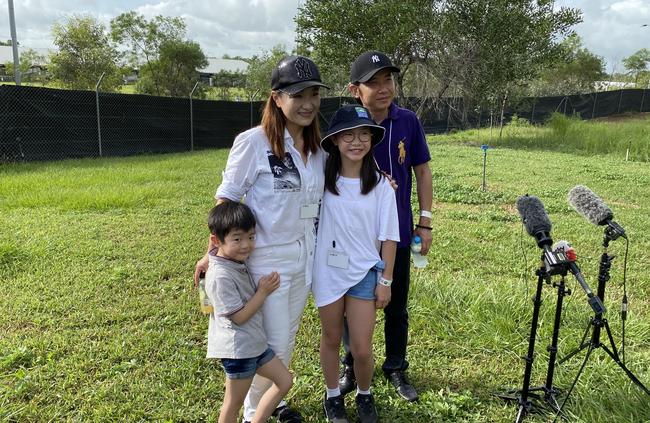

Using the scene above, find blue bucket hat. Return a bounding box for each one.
[321,105,385,153]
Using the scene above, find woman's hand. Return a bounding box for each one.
[375,284,391,309]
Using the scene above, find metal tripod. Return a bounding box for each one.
[556,235,650,417]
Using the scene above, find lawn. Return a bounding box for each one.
[1,125,650,422]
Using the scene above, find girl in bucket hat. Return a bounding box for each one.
[194,55,328,423]
[339,51,432,404]
[313,104,400,423]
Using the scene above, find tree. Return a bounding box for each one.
[528,34,606,95]
[136,39,207,97]
[111,12,206,97]
[0,40,12,46]
[296,0,581,123]
[296,0,438,97]
[244,45,291,99]
[49,15,122,91]
[3,48,48,82]
[623,48,650,86]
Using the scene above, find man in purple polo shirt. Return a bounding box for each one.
[339,51,433,403]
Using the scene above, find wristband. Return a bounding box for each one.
[420,210,433,219]
[415,224,433,230]
[378,277,393,287]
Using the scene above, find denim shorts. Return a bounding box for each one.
[220,347,275,379]
[346,268,378,301]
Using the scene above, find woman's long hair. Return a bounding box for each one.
[261,92,321,158]
[324,144,381,195]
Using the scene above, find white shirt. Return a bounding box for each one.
[312,176,400,307]
[216,126,325,285]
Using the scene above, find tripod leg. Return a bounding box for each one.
[600,322,650,397]
[555,344,595,421]
[515,401,531,423]
[559,319,592,365]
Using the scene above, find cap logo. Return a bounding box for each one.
[355,107,369,118]
[371,55,380,63]
[294,57,313,80]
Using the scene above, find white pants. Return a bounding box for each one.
[243,239,310,421]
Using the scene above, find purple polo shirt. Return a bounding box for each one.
[373,102,431,248]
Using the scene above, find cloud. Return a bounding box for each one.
[556,0,650,70]
[1,0,299,57]
[3,0,646,66]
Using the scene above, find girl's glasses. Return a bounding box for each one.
[339,131,372,143]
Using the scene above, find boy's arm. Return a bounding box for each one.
[413,162,433,255]
[229,272,280,325]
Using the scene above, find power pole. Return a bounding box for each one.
[8,0,21,85]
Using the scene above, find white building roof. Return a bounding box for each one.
[0,46,52,66]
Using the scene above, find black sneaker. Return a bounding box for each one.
[323,394,350,423]
[338,364,357,396]
[355,393,378,423]
[272,405,303,422]
[385,370,419,402]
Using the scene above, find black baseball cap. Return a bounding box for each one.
[321,105,385,153]
[271,55,329,95]
[350,51,401,84]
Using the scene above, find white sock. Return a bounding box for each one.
[326,387,341,399]
[356,387,371,396]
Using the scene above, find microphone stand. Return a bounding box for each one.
[556,233,650,418]
[497,250,563,422]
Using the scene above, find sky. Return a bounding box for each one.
[1,0,649,72]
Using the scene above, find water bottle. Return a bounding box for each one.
[410,236,428,268]
[198,271,213,315]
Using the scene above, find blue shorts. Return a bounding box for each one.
[346,268,378,301]
[220,347,275,379]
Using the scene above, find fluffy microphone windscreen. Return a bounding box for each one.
[516,195,552,236]
[568,185,613,225]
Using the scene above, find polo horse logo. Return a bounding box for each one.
[398,139,406,164]
[294,58,313,80]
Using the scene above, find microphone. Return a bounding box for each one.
[516,195,552,249]
[553,240,606,314]
[568,185,626,239]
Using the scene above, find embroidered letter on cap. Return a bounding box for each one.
[294,57,313,79]
[371,55,380,63]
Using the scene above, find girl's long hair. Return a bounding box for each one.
[324,145,381,195]
[261,92,321,158]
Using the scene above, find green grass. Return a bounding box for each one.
[2,126,650,421]
[436,113,650,162]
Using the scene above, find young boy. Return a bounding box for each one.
[205,201,293,423]
[339,51,433,402]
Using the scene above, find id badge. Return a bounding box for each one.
[300,203,319,219]
[327,249,349,269]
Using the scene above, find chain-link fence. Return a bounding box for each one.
[1,85,649,163]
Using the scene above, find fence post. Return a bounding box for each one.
[249,89,260,128]
[592,91,598,119]
[498,90,508,140]
[338,86,348,108]
[563,96,568,115]
[530,97,536,124]
[617,89,623,114]
[640,84,648,113]
[95,72,105,157]
[190,81,199,152]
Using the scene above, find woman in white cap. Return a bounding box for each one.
[195,55,328,423]
[313,104,399,423]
